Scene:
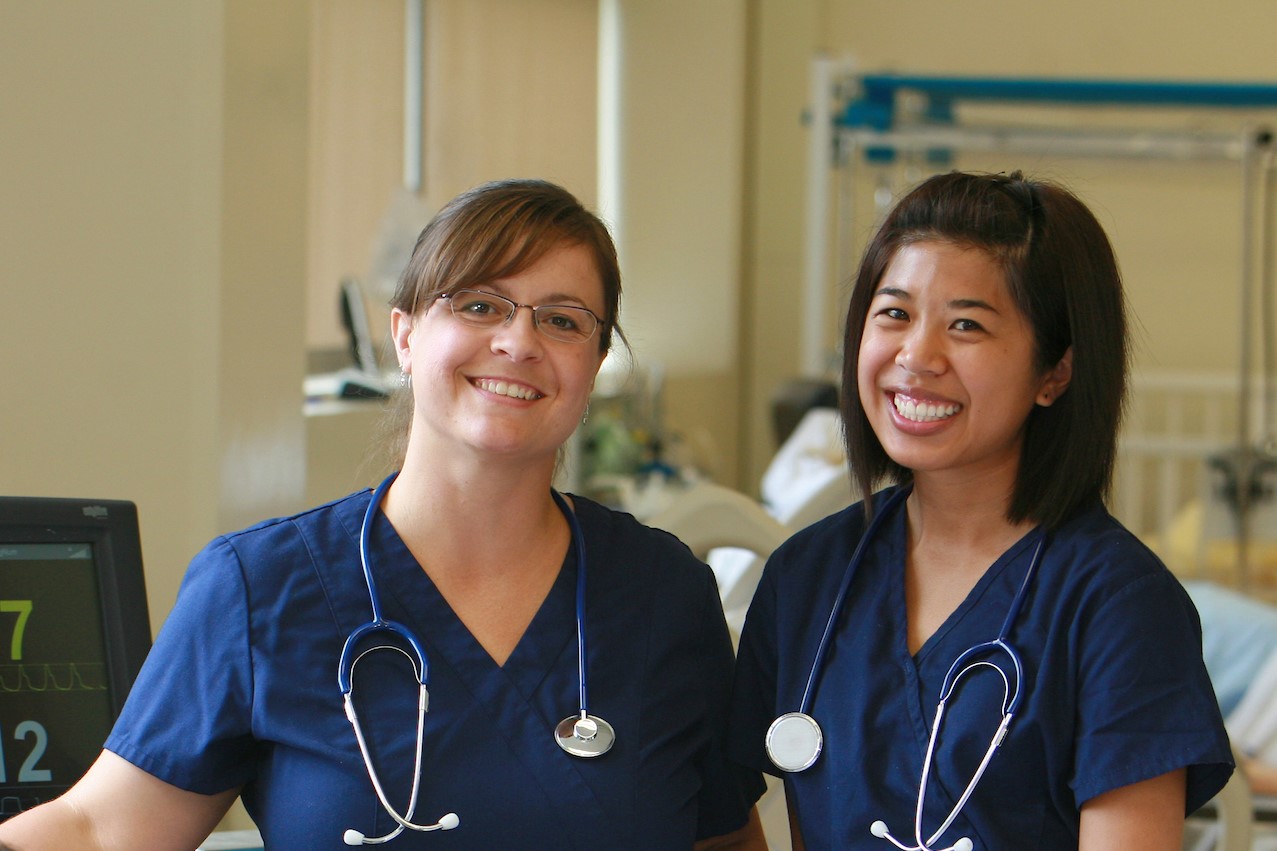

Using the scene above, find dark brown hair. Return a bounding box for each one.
[841,171,1129,529]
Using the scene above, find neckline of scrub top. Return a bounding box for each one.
[883,510,1044,837]
[342,491,619,847]
[364,493,578,699]
[886,509,1045,668]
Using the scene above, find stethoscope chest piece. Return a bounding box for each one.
[766,711,823,772]
[555,712,615,758]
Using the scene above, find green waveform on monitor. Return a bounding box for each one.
[0,662,108,693]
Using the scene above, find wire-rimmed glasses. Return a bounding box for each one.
[438,289,601,344]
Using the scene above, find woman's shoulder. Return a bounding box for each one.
[764,492,883,578]
[1048,502,1171,582]
[195,489,368,572]
[1043,501,1195,620]
[220,489,366,541]
[568,494,719,591]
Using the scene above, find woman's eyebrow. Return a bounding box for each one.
[949,297,1000,313]
[480,282,592,307]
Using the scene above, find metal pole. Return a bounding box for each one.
[403,0,424,192]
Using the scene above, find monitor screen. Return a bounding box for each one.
[0,496,151,822]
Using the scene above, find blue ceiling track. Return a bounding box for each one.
[842,75,1277,131]
[836,75,1277,166]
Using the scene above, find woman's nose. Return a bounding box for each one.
[490,305,545,359]
[895,326,946,375]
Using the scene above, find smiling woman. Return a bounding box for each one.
[0,180,768,851]
[728,171,1233,851]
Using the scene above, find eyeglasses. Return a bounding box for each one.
[437,289,602,344]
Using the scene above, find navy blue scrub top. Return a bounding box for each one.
[106,489,763,849]
[728,489,1233,850]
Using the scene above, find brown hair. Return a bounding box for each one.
[391,179,621,352]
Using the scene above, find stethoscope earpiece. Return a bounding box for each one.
[871,819,973,851]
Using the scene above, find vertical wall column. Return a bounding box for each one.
[597,0,748,486]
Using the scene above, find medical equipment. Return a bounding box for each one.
[764,486,1048,851]
[338,473,614,845]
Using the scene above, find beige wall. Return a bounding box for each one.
[603,0,748,486]
[1,1,310,628]
[306,0,599,358]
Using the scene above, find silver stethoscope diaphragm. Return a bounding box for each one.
[765,711,824,772]
[554,711,617,758]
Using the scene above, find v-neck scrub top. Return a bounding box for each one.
[105,490,764,849]
[727,489,1233,850]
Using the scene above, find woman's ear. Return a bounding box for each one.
[390,307,414,373]
[1036,346,1073,407]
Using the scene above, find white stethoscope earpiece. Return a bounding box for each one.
[342,811,459,846]
[871,820,972,851]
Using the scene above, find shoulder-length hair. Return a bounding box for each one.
[841,171,1129,529]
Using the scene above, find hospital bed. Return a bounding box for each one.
[1114,371,1277,599]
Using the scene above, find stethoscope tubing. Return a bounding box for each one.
[935,535,1044,712]
[796,485,911,714]
[338,472,431,695]
[338,472,609,842]
[553,489,593,719]
[775,483,1049,851]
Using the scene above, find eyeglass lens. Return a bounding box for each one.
[444,289,598,343]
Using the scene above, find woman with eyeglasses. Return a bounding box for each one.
[726,171,1233,850]
[0,180,767,850]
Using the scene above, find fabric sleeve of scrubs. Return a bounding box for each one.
[105,536,256,793]
[1064,553,1232,810]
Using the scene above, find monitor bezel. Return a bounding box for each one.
[0,496,152,718]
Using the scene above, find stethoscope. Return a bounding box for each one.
[764,486,1047,851]
[337,472,615,845]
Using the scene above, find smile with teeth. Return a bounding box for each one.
[893,393,961,423]
[475,378,544,401]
